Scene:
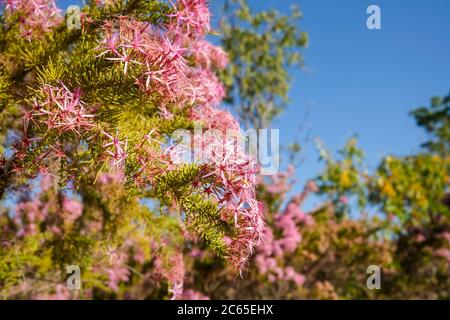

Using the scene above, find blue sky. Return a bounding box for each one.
[211,1,450,191]
[58,0,450,190]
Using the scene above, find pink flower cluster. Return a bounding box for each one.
[255,203,311,286]
[8,82,102,177]
[97,18,191,105]
[12,178,84,237]
[149,250,191,300]
[264,165,296,195]
[434,248,450,263]
[168,0,211,38]
[441,232,450,244]
[14,197,49,237]
[188,69,226,106]
[104,251,130,292]
[179,289,210,300]
[102,131,128,168]
[12,176,52,237]
[62,197,83,224]
[14,81,131,175]
[167,252,185,300]
[94,0,114,7]
[96,11,226,108]
[189,103,239,132]
[3,0,63,39]
[29,83,95,136]
[94,1,262,272]
[5,0,262,297]
[185,130,263,270]
[191,40,229,70]
[255,169,316,286]
[35,284,72,300]
[97,170,125,185]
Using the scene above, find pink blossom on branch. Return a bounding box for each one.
[97,18,191,104]
[189,103,239,132]
[5,0,265,295]
[179,289,210,300]
[187,69,226,106]
[191,40,229,70]
[190,130,264,270]
[102,131,128,168]
[255,169,315,286]
[166,252,185,300]
[31,83,96,136]
[104,251,130,292]
[434,248,450,263]
[167,0,211,38]
[3,0,63,39]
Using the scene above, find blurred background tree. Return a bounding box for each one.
[410,92,450,156]
[220,0,308,129]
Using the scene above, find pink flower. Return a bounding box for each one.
[191,40,229,70]
[94,0,114,7]
[168,0,211,38]
[92,1,261,275]
[434,248,450,263]
[265,170,294,195]
[62,198,83,223]
[164,127,263,271]
[179,289,210,300]
[306,180,319,193]
[97,170,125,185]
[102,131,128,167]
[283,266,305,286]
[440,232,450,244]
[188,248,203,258]
[4,0,63,39]
[14,198,48,237]
[339,196,349,204]
[197,132,263,267]
[53,284,71,300]
[254,175,315,286]
[188,69,225,105]
[158,106,174,120]
[97,18,191,103]
[189,104,240,132]
[32,83,95,136]
[104,251,130,292]
[413,233,426,243]
[276,213,302,253]
[292,273,306,286]
[167,252,185,300]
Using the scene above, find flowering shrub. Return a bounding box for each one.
[3,0,63,39]
[0,0,448,300]
[0,0,263,299]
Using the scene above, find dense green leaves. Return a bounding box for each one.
[411,92,450,156]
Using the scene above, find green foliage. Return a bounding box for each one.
[411,92,450,156]
[315,137,368,218]
[0,234,54,299]
[369,154,449,227]
[152,165,232,256]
